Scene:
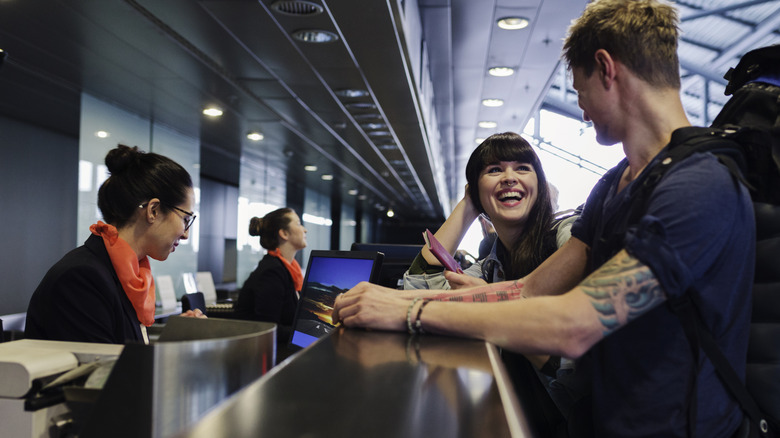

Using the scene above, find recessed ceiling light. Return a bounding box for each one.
[203,107,223,117]
[346,102,377,110]
[353,113,381,121]
[475,138,486,144]
[321,174,334,181]
[367,130,391,137]
[488,66,515,77]
[377,143,396,150]
[358,194,367,200]
[361,122,387,130]
[386,208,395,218]
[335,89,369,98]
[478,121,497,129]
[292,29,339,43]
[348,189,359,196]
[270,0,324,16]
[304,165,318,171]
[497,16,530,30]
[95,130,110,138]
[482,98,504,107]
[247,132,264,141]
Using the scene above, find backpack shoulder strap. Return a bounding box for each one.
[669,293,774,436]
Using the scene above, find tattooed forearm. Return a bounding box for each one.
[580,250,665,336]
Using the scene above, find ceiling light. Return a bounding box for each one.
[377,144,396,150]
[203,107,223,117]
[348,189,359,196]
[478,121,497,129]
[95,130,110,138]
[304,165,318,171]
[271,1,324,16]
[482,98,504,107]
[361,122,387,130]
[368,130,391,137]
[321,174,334,181]
[488,66,515,77]
[358,195,367,200]
[354,113,381,121]
[291,29,339,43]
[386,208,395,218]
[346,102,377,110]
[335,89,369,98]
[475,138,486,144]
[247,131,264,141]
[497,16,530,30]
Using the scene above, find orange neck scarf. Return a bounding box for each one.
[267,248,303,292]
[90,221,156,327]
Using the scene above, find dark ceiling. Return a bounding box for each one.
[2,0,777,223]
[0,0,579,222]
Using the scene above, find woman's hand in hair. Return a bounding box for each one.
[462,184,480,217]
[444,270,487,289]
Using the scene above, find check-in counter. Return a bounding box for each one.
[176,329,536,438]
[0,317,275,438]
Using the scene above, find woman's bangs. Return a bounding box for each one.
[482,140,536,166]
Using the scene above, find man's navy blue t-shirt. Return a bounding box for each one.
[570,130,755,438]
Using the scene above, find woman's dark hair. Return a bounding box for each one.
[97,145,193,228]
[249,208,295,250]
[465,132,555,279]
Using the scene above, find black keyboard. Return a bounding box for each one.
[205,302,234,314]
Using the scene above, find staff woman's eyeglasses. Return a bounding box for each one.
[168,205,197,231]
[139,202,197,231]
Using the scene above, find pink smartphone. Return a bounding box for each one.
[423,229,463,273]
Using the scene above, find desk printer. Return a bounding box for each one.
[0,339,123,438]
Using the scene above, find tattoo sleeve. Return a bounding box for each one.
[580,250,665,336]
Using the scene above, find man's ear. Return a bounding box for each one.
[594,49,617,88]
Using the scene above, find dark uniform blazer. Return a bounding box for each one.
[234,254,299,343]
[25,234,144,344]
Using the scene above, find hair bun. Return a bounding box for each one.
[105,144,141,175]
[248,216,263,236]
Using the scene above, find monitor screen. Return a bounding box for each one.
[289,250,383,348]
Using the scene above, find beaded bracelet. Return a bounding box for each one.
[406,297,423,334]
[413,299,432,334]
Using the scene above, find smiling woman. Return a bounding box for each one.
[25,145,203,345]
[400,132,577,435]
[402,132,562,292]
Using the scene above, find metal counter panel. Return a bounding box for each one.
[178,329,533,437]
[79,317,276,438]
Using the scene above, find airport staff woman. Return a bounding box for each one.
[25,144,200,344]
[234,208,307,343]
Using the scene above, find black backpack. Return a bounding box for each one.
[610,45,780,437]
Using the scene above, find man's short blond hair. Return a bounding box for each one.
[563,0,681,89]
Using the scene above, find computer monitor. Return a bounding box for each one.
[288,250,384,349]
[350,243,422,289]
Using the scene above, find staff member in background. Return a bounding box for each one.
[26,145,203,345]
[234,208,307,344]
